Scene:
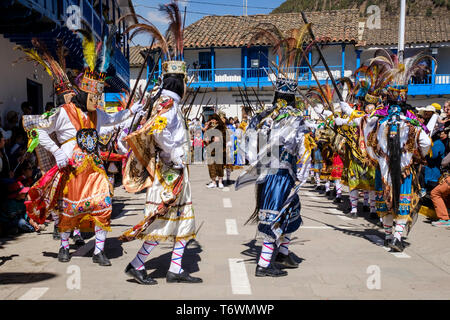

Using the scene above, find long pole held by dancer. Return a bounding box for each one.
[106,38,155,162]
[300,11,344,102]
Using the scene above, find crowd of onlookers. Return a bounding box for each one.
[188,112,248,189]
[0,102,46,236]
[416,101,450,226]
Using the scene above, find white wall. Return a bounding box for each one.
[0,35,53,125]
[129,67,148,95]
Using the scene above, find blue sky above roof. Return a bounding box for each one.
[131,0,285,46]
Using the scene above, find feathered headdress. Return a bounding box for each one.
[14,38,74,96]
[306,84,335,109]
[76,25,117,95]
[245,22,321,94]
[364,49,437,102]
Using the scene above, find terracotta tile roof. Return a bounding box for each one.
[129,45,148,67]
[360,14,450,46]
[182,9,360,48]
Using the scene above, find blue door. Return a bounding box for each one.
[242,46,268,80]
[198,51,212,81]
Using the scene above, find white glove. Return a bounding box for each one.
[334,117,349,126]
[54,148,69,169]
[171,148,185,169]
[130,102,143,114]
[339,101,353,115]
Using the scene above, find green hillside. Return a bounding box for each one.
[271,0,450,16]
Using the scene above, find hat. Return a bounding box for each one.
[8,181,30,199]
[0,128,12,140]
[431,103,441,112]
[416,105,436,114]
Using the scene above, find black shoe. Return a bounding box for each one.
[73,234,85,246]
[362,205,370,212]
[166,270,203,283]
[333,197,342,204]
[255,264,288,277]
[314,185,321,191]
[348,211,358,219]
[369,212,378,220]
[92,251,112,266]
[383,238,392,247]
[275,252,299,269]
[58,247,70,263]
[389,238,404,252]
[124,263,157,285]
[325,191,331,197]
[343,207,352,214]
[53,226,60,240]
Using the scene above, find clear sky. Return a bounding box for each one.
[130,0,286,47]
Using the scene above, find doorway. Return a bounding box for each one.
[27,79,43,114]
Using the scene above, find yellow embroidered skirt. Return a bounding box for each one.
[59,148,113,232]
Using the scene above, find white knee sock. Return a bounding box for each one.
[394,219,407,241]
[369,191,376,213]
[363,191,370,206]
[325,180,330,192]
[279,234,291,256]
[382,215,394,240]
[94,226,107,255]
[131,240,159,270]
[315,172,321,186]
[169,239,187,274]
[258,241,275,268]
[335,180,342,198]
[350,189,359,213]
[60,231,71,249]
[51,210,59,227]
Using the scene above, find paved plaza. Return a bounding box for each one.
[1,165,449,300]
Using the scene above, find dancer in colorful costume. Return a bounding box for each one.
[23,28,142,265]
[360,50,436,251]
[119,1,202,285]
[236,24,314,277]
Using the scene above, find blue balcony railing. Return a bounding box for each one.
[152,65,343,88]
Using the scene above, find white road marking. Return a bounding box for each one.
[225,219,238,235]
[222,187,230,192]
[18,287,49,300]
[223,198,232,208]
[365,235,411,257]
[228,258,252,295]
[301,226,356,229]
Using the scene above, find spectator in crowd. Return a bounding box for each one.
[430,145,450,227]
[0,129,12,180]
[192,131,203,163]
[4,110,19,132]
[0,181,37,235]
[15,159,34,187]
[438,100,450,127]
[204,114,226,189]
[423,128,446,192]
[45,101,55,112]
[7,130,27,170]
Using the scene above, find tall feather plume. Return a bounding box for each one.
[31,38,72,90]
[119,13,169,56]
[76,29,97,71]
[99,25,117,73]
[13,46,52,77]
[160,0,183,59]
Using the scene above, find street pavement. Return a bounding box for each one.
[1,164,450,300]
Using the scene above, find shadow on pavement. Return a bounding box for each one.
[0,272,57,285]
[0,254,19,267]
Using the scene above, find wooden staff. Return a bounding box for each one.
[300,11,344,102]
